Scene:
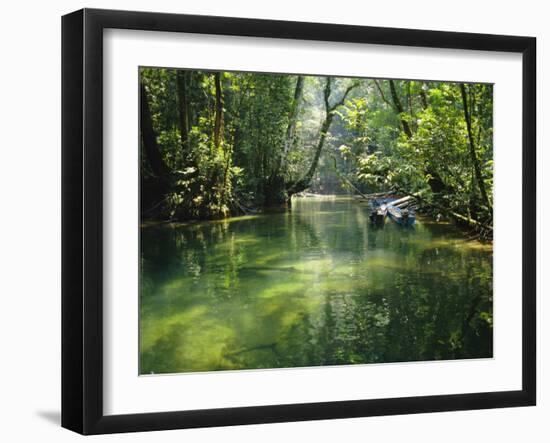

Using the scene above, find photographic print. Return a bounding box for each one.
[139,67,493,375]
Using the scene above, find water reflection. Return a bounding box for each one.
[140,197,493,374]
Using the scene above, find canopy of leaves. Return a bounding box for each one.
[140,68,493,230]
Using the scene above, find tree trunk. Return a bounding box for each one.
[139,82,169,177]
[389,79,413,138]
[213,72,224,151]
[407,82,413,117]
[280,75,304,170]
[303,115,333,187]
[420,87,428,109]
[176,70,190,163]
[214,72,232,210]
[460,83,492,214]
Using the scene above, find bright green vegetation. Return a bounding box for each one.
[140,68,493,233]
[140,197,492,374]
[139,68,494,374]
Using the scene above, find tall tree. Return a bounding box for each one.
[213,72,224,151]
[388,79,413,138]
[176,70,190,162]
[139,82,170,177]
[280,75,304,170]
[460,83,492,214]
[289,78,357,194]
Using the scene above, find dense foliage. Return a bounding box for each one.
[140,68,493,231]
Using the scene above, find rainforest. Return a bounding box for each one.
[139,68,493,374]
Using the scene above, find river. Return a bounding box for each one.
[140,196,493,374]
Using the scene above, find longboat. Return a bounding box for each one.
[386,204,416,226]
[369,197,393,225]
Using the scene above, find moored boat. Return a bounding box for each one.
[369,198,393,225]
[387,204,416,226]
[369,203,387,225]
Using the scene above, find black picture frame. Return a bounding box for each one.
[62,8,536,435]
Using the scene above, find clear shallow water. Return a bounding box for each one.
[140,196,493,374]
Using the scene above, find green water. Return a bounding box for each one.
[140,196,493,374]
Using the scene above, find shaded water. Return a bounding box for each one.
[140,197,493,374]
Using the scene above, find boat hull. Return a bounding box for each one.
[369,208,387,225]
[387,205,416,226]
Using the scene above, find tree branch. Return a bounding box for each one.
[373,79,393,109]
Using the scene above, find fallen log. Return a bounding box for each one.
[388,195,413,207]
[392,187,493,232]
